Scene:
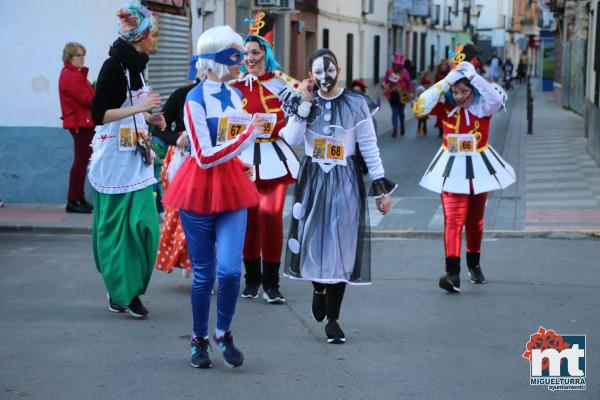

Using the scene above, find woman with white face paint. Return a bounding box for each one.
[280,48,396,344]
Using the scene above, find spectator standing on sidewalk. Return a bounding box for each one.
[383,52,413,137]
[414,45,516,294]
[89,3,166,318]
[58,42,95,214]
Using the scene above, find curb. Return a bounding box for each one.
[2,225,599,240]
[0,225,92,235]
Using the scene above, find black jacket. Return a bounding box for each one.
[92,38,149,125]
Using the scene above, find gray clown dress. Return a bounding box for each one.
[281,89,396,284]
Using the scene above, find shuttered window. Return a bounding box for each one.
[147,12,190,105]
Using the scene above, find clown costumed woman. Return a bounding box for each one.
[281,48,395,344]
[162,26,268,369]
[413,44,515,293]
[233,12,300,303]
[90,3,166,318]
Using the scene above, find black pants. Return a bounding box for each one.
[312,281,346,320]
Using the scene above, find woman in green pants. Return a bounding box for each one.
[89,3,166,318]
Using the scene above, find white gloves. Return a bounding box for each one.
[445,69,465,85]
[456,61,477,80]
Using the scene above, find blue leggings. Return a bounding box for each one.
[390,103,406,131]
[180,208,247,337]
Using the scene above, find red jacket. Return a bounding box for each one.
[58,62,95,130]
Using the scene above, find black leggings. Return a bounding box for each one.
[312,282,346,320]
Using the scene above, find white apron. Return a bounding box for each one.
[88,71,156,194]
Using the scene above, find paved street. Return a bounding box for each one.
[1,82,599,400]
[0,233,598,399]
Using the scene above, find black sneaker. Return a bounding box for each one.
[241,285,259,299]
[213,332,244,368]
[190,336,212,369]
[66,200,91,214]
[107,293,127,313]
[439,273,461,293]
[79,198,94,212]
[325,320,346,344]
[468,265,486,284]
[311,291,326,322]
[262,287,286,304]
[127,296,149,318]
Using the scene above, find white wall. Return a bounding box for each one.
[0,0,125,128]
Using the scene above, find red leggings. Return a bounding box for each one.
[441,191,488,257]
[243,180,288,263]
[68,128,95,201]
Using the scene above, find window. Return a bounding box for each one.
[430,44,435,70]
[454,0,459,16]
[412,31,418,70]
[434,5,440,25]
[420,32,426,72]
[346,34,354,85]
[446,6,452,25]
[374,35,380,84]
[323,28,329,49]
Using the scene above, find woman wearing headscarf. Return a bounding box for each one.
[89,2,166,318]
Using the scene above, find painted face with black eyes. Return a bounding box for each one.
[311,55,338,92]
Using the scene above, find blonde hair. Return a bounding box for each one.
[196,26,243,79]
[62,42,86,63]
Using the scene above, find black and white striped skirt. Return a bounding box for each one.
[419,145,516,194]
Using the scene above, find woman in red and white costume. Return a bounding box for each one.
[414,44,515,293]
[233,12,300,303]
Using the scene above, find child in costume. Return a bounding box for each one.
[415,73,431,136]
[281,48,395,343]
[162,26,267,369]
[383,52,413,137]
[413,44,515,293]
[232,12,300,304]
[89,2,166,318]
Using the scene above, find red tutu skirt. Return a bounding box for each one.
[163,156,259,214]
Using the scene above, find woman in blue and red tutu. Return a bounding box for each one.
[163,26,267,369]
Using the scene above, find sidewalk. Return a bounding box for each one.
[523,84,600,231]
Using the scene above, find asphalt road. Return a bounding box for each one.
[1,233,598,400]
